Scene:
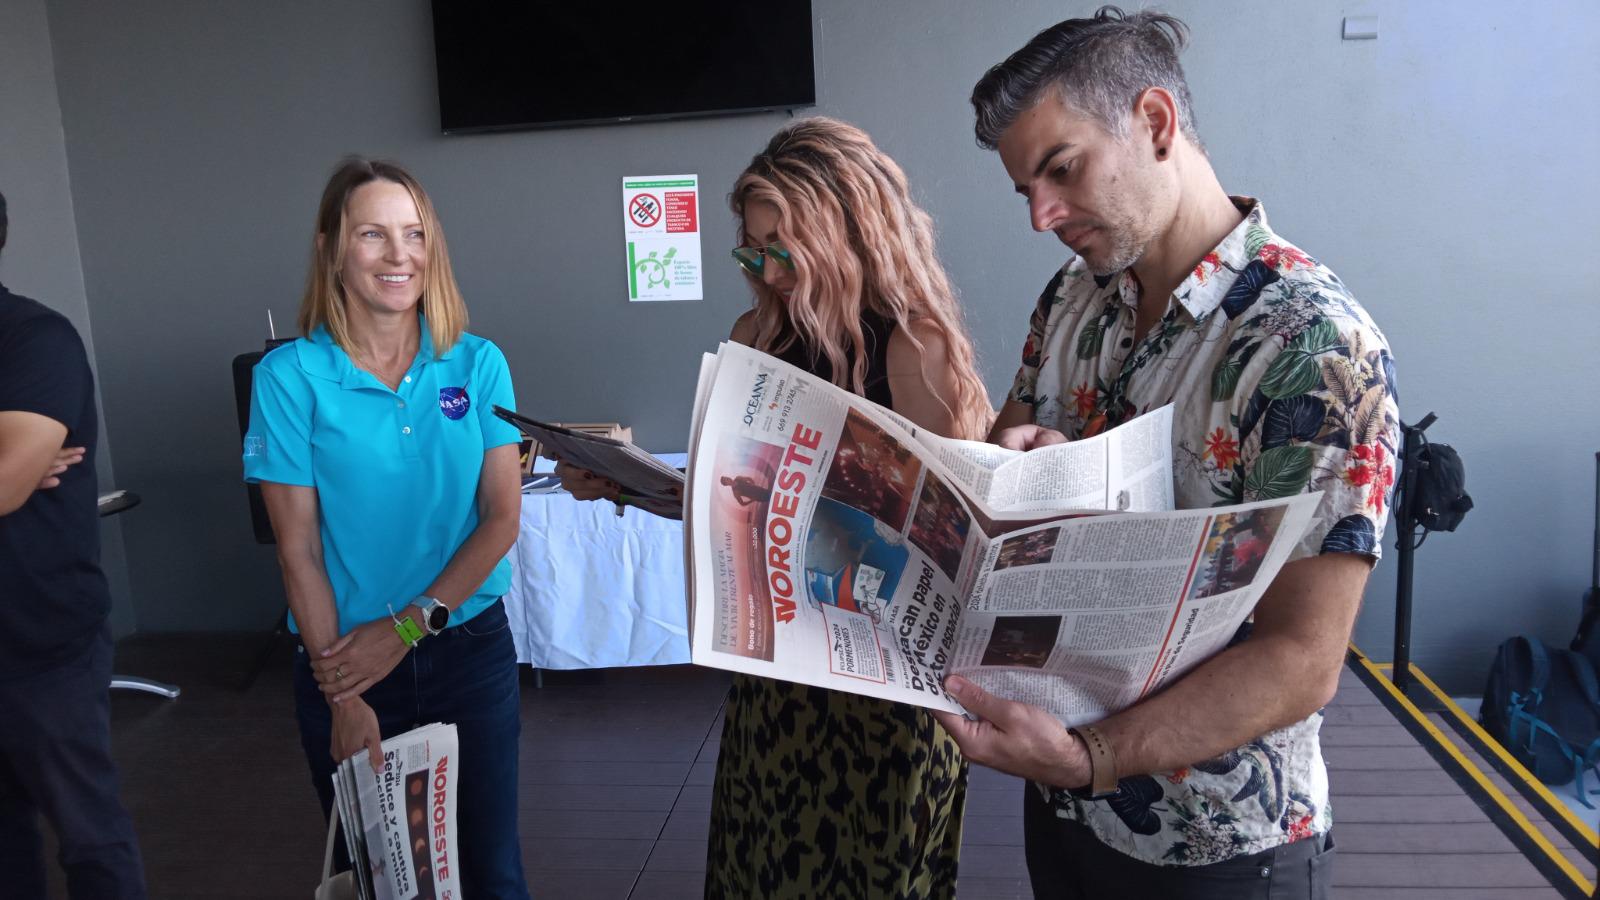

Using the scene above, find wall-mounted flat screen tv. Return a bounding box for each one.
[431,2,816,133]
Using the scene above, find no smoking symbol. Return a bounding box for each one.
[629,193,662,228]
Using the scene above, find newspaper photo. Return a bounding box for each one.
[685,342,1320,726]
[330,722,461,900]
[493,406,685,505]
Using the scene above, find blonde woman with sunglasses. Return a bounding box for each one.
[561,117,992,898]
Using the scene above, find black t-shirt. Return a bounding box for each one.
[772,310,898,407]
[0,283,110,677]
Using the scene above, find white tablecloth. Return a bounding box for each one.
[505,473,690,670]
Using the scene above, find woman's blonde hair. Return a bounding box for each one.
[732,118,992,440]
[298,157,467,357]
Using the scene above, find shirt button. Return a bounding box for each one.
[403,375,412,383]
[402,426,412,435]
[397,400,405,408]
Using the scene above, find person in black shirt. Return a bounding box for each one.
[0,189,147,898]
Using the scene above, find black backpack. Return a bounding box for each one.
[1409,436,1473,533]
[1481,635,1600,802]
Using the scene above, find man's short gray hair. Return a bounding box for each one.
[971,6,1200,150]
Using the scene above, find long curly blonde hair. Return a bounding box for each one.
[732,117,993,440]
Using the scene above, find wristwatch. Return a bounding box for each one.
[409,595,450,636]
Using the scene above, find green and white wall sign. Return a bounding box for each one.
[622,174,702,302]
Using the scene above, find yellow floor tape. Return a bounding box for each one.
[1348,646,1595,895]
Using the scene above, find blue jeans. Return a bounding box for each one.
[294,599,529,899]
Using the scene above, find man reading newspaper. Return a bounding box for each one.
[931,8,1402,898]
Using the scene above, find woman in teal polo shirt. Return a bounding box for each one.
[243,157,530,899]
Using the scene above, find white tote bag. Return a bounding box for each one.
[314,802,357,900]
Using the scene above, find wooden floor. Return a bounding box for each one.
[38,636,1593,898]
[1419,707,1595,878]
[1322,667,1590,899]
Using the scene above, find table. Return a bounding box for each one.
[505,463,691,671]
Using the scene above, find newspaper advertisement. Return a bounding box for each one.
[685,342,1320,725]
[331,723,461,900]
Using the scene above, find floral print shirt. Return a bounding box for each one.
[1011,199,1400,866]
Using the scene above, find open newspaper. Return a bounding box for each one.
[330,723,461,900]
[685,342,1319,726]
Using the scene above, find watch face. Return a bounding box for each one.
[426,604,450,632]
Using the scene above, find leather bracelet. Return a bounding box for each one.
[1070,725,1119,799]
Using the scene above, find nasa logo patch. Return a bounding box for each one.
[439,386,470,420]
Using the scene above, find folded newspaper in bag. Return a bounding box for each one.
[493,406,684,503]
[684,342,1320,727]
[330,722,460,900]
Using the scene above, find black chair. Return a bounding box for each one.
[234,340,293,689]
[232,348,281,545]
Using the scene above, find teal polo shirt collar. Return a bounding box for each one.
[298,316,454,390]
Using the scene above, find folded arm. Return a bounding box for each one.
[0,411,69,516]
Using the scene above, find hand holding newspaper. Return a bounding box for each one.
[684,342,1320,727]
[329,723,460,900]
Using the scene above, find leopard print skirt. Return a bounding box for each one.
[704,674,968,899]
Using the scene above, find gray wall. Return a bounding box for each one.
[37,0,1600,691]
[1,0,134,636]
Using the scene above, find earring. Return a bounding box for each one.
[1157,147,1168,158]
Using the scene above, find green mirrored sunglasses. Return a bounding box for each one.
[731,242,795,277]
